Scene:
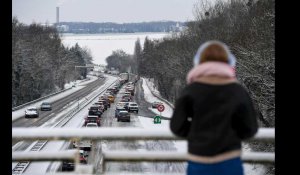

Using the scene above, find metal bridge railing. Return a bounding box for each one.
[12,127,275,175]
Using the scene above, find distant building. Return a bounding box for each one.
[56,25,69,32]
[40,23,55,27]
[94,64,106,72]
[169,22,186,33]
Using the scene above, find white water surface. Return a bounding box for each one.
[61,32,169,65]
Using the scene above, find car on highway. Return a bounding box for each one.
[152,101,163,108]
[120,97,131,102]
[107,87,118,94]
[94,102,105,112]
[127,102,139,113]
[86,122,98,127]
[123,95,132,102]
[79,150,88,164]
[25,107,39,118]
[117,111,130,122]
[73,140,92,151]
[84,115,101,126]
[125,84,134,90]
[40,102,52,111]
[98,99,109,109]
[126,88,135,96]
[113,85,120,91]
[116,102,127,108]
[80,149,88,157]
[127,82,134,86]
[108,95,115,103]
[99,96,111,107]
[124,92,132,96]
[115,106,127,118]
[105,98,111,108]
[88,105,102,117]
[104,92,113,97]
[62,161,74,171]
[123,102,130,111]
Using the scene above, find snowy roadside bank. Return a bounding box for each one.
[64,75,98,88]
[141,78,173,118]
[12,76,99,121]
[143,78,175,108]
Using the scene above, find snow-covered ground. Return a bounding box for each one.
[143,78,161,96]
[14,75,118,174]
[64,75,97,89]
[12,75,99,121]
[14,75,269,175]
[138,116,187,153]
[141,78,173,118]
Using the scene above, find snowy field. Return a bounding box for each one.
[61,32,169,65]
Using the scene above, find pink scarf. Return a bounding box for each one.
[187,62,236,84]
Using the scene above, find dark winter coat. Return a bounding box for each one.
[170,80,258,157]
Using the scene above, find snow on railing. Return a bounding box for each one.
[12,127,274,141]
[101,151,274,163]
[12,127,274,174]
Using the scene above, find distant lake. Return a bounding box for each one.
[61,32,169,65]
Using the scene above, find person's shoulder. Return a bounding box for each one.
[176,84,196,98]
[229,82,253,100]
[182,83,199,93]
[231,82,249,93]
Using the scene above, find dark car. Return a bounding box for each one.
[104,98,111,108]
[88,105,102,117]
[62,161,74,171]
[79,150,87,164]
[107,88,117,94]
[123,102,129,111]
[127,88,135,96]
[113,85,120,91]
[115,106,127,118]
[94,102,105,112]
[40,102,52,111]
[122,96,131,102]
[80,157,87,164]
[84,115,101,126]
[98,99,109,109]
[117,111,130,122]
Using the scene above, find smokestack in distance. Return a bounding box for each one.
[56,7,59,24]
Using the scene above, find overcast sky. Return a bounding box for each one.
[12,0,206,24]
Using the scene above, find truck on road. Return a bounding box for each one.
[73,140,92,151]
